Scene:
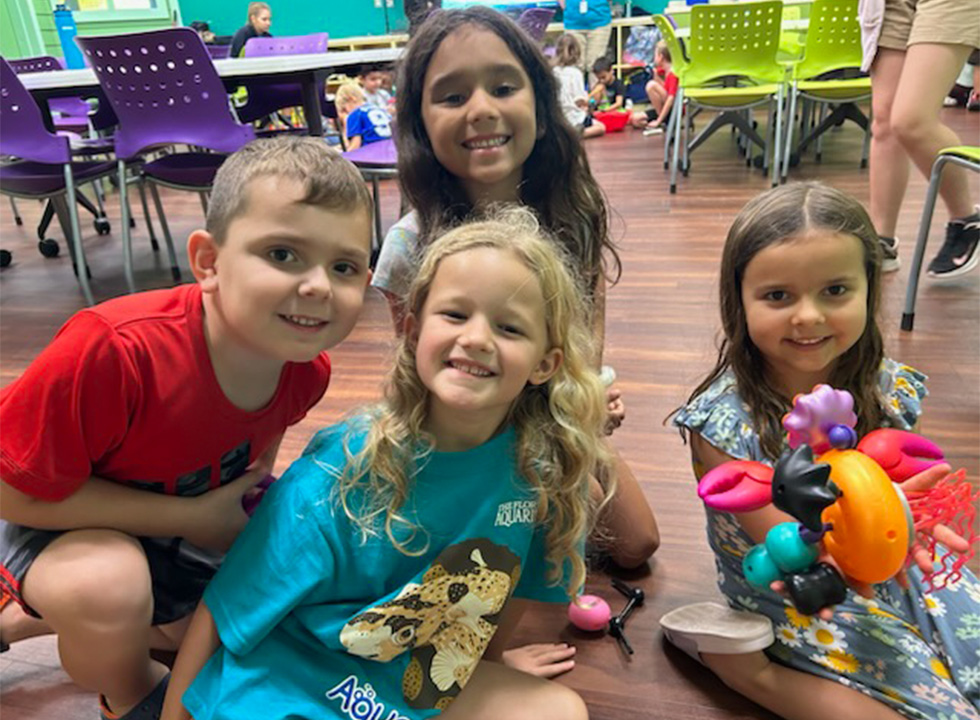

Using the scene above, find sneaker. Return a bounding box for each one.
[942,95,959,107]
[968,93,979,112]
[643,125,664,136]
[660,602,774,664]
[879,236,901,272]
[100,673,170,720]
[927,209,980,279]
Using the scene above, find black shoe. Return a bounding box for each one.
[927,210,980,279]
[879,236,900,273]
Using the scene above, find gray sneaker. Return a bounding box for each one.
[879,236,900,273]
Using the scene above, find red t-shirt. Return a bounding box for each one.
[0,284,330,502]
[656,66,679,97]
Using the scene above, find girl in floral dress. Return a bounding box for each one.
[670,182,980,720]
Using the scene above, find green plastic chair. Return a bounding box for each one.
[652,14,688,171]
[666,1,787,193]
[901,146,980,331]
[780,0,871,181]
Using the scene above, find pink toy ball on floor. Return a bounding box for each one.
[568,595,612,631]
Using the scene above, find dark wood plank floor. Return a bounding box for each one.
[1,107,977,719]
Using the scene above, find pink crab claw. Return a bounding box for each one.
[698,460,774,513]
[856,429,945,483]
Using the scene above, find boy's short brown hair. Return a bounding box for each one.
[206,136,372,244]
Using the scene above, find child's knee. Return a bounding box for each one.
[536,683,588,720]
[702,650,774,696]
[25,529,153,626]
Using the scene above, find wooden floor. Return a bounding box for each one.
[1,108,978,719]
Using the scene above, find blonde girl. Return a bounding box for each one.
[162,208,612,720]
[668,182,979,720]
[553,34,606,140]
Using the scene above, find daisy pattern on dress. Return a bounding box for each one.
[923,594,948,617]
[804,619,848,652]
[774,623,803,648]
[911,681,952,706]
[811,649,860,674]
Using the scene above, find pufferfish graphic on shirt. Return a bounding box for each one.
[340,539,521,712]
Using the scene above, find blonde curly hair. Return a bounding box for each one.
[335,207,612,594]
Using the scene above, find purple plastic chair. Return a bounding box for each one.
[0,56,117,304]
[76,28,256,293]
[343,138,399,254]
[206,44,232,60]
[517,8,555,43]
[237,33,336,131]
[7,54,120,257]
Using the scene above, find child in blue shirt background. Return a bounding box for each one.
[336,83,393,151]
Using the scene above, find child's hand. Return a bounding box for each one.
[502,643,576,678]
[770,462,964,620]
[184,467,269,552]
[897,463,969,576]
[605,387,625,435]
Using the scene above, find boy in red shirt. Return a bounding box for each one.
[0,136,373,720]
[630,41,679,135]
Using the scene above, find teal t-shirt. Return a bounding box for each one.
[184,420,574,720]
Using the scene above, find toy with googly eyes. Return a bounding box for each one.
[697,385,978,614]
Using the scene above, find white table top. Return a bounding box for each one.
[19,47,402,92]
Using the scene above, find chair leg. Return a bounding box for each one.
[770,85,784,188]
[370,176,382,254]
[148,183,183,284]
[61,166,95,306]
[782,85,798,183]
[118,160,137,293]
[901,156,949,331]
[9,197,23,226]
[670,90,684,194]
[137,180,160,251]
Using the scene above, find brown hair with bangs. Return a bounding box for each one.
[681,182,885,460]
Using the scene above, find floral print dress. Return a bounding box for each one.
[673,359,980,720]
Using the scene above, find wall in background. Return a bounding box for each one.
[176,0,408,40]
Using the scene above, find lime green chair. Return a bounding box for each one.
[666,1,787,193]
[780,0,871,181]
[901,146,980,331]
[652,14,689,171]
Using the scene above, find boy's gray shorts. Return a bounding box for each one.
[0,520,220,626]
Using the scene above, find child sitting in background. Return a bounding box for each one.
[588,56,625,112]
[0,136,374,720]
[162,208,608,720]
[335,82,393,151]
[629,41,677,136]
[358,63,395,111]
[553,34,605,139]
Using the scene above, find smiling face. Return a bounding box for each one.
[421,25,538,205]
[410,247,561,449]
[741,231,868,396]
[194,175,372,371]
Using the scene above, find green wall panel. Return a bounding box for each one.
[177,0,407,40]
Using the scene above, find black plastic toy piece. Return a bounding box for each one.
[772,445,840,532]
[785,562,848,616]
